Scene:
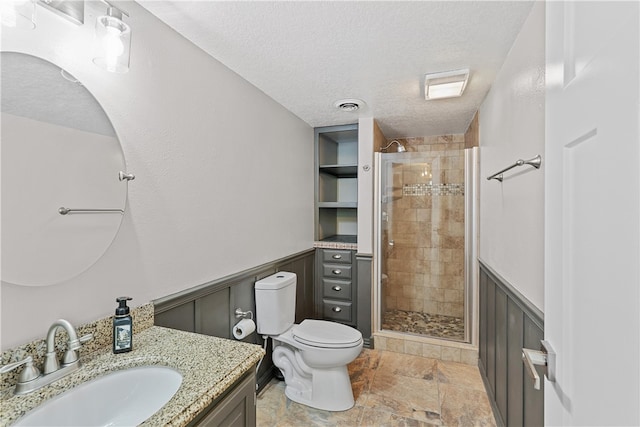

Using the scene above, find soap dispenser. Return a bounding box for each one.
[113,296,133,354]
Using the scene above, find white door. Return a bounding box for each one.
[545,1,639,425]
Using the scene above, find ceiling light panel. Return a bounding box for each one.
[424,68,470,100]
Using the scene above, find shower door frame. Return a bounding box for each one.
[372,149,478,345]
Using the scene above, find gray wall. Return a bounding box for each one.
[1,1,314,350]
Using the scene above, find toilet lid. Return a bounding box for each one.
[292,319,362,348]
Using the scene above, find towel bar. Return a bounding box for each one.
[487,154,542,182]
[58,207,124,215]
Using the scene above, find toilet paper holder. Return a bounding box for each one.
[234,308,254,320]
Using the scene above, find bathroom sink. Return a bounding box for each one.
[15,366,182,426]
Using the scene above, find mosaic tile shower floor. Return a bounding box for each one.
[256,349,495,426]
[382,309,465,341]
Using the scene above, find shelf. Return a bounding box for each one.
[319,164,358,178]
[315,124,359,242]
[318,202,357,209]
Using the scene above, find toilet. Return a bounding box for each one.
[255,271,363,411]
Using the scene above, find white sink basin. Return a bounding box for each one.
[15,366,182,426]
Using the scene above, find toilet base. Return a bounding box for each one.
[272,344,356,412]
[283,365,355,412]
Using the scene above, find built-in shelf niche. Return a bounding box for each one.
[315,124,359,242]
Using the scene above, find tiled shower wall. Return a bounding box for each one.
[383,134,465,319]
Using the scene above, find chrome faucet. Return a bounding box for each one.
[0,319,92,395]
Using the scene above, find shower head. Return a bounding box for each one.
[381,140,406,153]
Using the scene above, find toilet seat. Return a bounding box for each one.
[292,319,362,348]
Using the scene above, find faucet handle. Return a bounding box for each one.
[62,333,93,365]
[0,356,41,383]
[68,333,94,351]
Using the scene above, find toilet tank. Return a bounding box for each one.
[254,271,297,335]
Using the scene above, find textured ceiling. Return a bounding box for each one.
[140,1,534,138]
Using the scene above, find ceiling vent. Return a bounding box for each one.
[334,98,365,112]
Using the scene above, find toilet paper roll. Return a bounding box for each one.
[233,318,256,340]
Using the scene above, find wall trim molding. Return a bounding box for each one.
[155,248,315,314]
[478,258,544,327]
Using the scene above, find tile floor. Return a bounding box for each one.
[256,349,496,426]
[381,310,465,341]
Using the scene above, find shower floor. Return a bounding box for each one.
[382,309,465,341]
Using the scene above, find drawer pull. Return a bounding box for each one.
[332,254,342,259]
[332,285,342,292]
[332,307,342,313]
[332,269,342,275]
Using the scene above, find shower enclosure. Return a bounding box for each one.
[374,138,477,343]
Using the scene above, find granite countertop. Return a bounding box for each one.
[0,326,265,426]
[314,235,358,250]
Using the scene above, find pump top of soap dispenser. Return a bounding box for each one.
[115,296,132,316]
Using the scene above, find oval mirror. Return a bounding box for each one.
[1,52,128,286]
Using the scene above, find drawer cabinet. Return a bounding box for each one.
[322,264,352,279]
[315,248,357,327]
[323,300,353,323]
[322,249,352,263]
[322,278,352,301]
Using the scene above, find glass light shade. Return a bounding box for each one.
[93,15,131,73]
[426,81,466,100]
[0,0,36,29]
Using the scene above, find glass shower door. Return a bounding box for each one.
[377,151,467,342]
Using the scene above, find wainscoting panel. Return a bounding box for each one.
[523,315,544,427]
[197,287,231,338]
[279,253,315,324]
[356,255,373,347]
[495,287,508,419]
[479,261,544,427]
[507,298,524,426]
[486,272,496,395]
[154,249,315,391]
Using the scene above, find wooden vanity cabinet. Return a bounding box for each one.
[190,369,256,427]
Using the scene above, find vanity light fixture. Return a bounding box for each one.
[93,0,131,73]
[39,0,84,25]
[424,68,470,100]
[1,0,86,29]
[0,0,36,29]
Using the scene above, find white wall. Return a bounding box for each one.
[2,114,125,286]
[1,1,314,350]
[478,1,545,310]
